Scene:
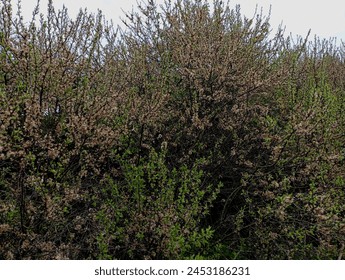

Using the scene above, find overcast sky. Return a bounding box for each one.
[17,0,345,43]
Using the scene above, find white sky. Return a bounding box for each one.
[16,0,345,43]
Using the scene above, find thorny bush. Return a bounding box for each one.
[0,0,345,259]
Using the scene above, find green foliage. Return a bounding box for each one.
[95,148,221,259]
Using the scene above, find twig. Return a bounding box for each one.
[338,243,344,260]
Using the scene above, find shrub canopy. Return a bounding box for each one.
[0,0,345,259]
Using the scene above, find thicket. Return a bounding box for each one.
[0,0,345,259]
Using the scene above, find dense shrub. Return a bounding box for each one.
[0,0,345,259]
[96,148,221,259]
